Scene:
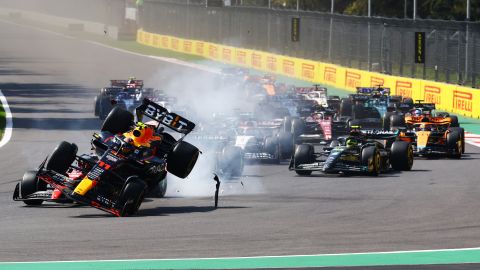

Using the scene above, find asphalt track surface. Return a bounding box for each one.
[1,20,480,266]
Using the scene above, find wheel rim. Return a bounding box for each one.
[408,146,414,168]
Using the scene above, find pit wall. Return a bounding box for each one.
[137,29,479,119]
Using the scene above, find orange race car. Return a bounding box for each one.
[395,109,464,158]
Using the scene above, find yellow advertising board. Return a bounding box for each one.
[137,29,480,118]
[452,85,478,117]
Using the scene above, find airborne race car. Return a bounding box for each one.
[289,128,414,176]
[14,99,200,217]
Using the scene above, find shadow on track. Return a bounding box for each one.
[13,117,101,130]
[0,83,92,98]
[71,206,249,218]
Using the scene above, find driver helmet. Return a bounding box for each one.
[412,109,422,116]
[346,137,358,147]
[129,122,157,147]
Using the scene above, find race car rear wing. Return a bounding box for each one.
[356,87,390,95]
[136,98,195,134]
[110,80,144,88]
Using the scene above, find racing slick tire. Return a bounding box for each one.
[265,137,280,164]
[20,170,47,206]
[403,98,414,105]
[291,118,306,140]
[277,131,294,159]
[220,146,244,177]
[46,141,78,175]
[101,107,134,135]
[94,95,101,116]
[147,169,168,198]
[167,141,200,178]
[449,115,460,127]
[99,96,113,120]
[361,146,380,176]
[447,129,462,159]
[390,114,406,129]
[283,116,293,133]
[293,144,314,176]
[383,112,395,131]
[339,98,352,117]
[390,141,414,171]
[449,127,465,153]
[118,177,147,217]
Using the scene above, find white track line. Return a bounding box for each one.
[0,90,12,148]
[2,246,480,264]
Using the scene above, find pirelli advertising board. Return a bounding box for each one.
[137,29,480,119]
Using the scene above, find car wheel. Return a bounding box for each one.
[118,177,147,217]
[46,141,77,175]
[20,170,47,206]
[293,144,314,176]
[101,107,134,134]
[447,129,462,159]
[361,146,380,176]
[167,141,200,178]
[390,141,414,171]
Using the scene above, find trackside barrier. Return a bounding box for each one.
[137,29,480,119]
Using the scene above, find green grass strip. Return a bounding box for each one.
[1,248,480,270]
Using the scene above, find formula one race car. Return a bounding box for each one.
[289,128,414,176]
[235,119,294,163]
[398,122,464,158]
[189,123,244,178]
[14,99,200,216]
[94,78,153,120]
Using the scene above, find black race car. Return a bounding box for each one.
[289,128,414,176]
[94,79,153,120]
[14,99,201,216]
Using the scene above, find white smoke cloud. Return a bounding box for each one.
[146,62,266,198]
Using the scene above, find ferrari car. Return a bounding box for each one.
[14,99,200,216]
[289,128,414,176]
